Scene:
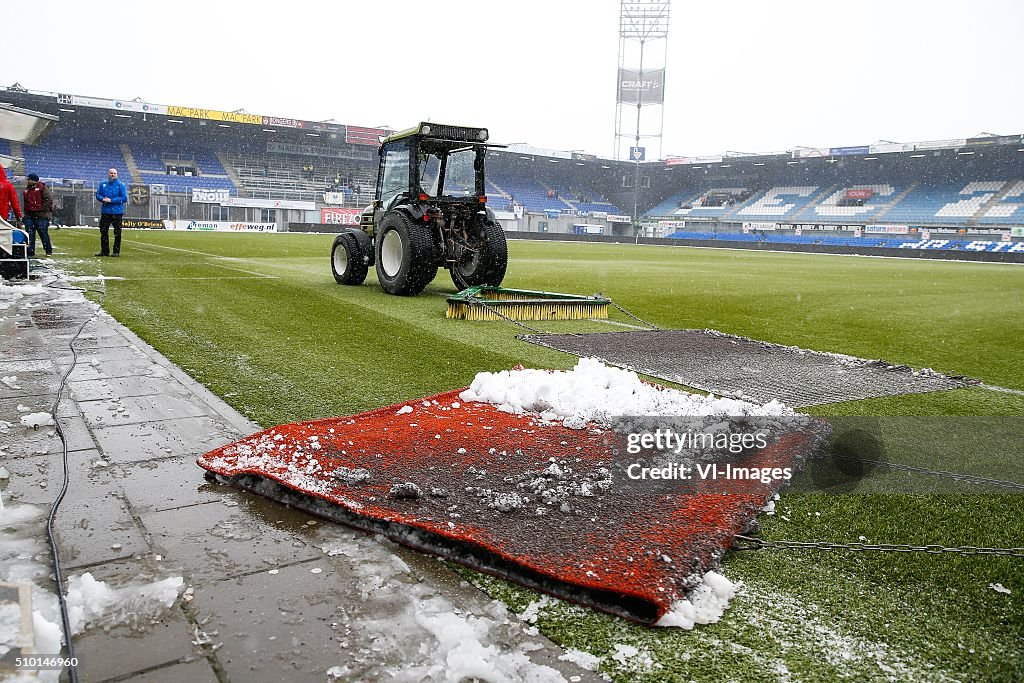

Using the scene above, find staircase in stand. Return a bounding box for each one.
[119,144,143,184]
[216,151,247,196]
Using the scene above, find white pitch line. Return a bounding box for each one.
[120,276,279,281]
[206,261,278,278]
[978,383,1024,397]
[112,240,278,278]
[588,318,650,330]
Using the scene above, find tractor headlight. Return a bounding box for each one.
[420,124,432,135]
[477,129,488,142]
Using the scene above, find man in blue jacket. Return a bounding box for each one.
[95,168,128,256]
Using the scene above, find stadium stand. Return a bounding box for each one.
[131,141,236,193]
[799,184,900,222]
[23,125,130,186]
[488,169,572,213]
[733,186,821,219]
[650,174,1024,228]
[976,180,1024,224]
[226,151,377,203]
[664,230,1024,253]
[0,85,1019,247]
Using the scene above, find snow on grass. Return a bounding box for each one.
[655,571,738,629]
[737,582,958,681]
[558,648,601,671]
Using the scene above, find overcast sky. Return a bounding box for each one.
[9,0,1023,159]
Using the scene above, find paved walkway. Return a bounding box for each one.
[1,274,598,682]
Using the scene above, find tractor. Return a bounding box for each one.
[330,123,508,296]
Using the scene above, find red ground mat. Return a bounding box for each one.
[198,389,819,625]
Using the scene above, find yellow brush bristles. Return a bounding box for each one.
[447,301,609,321]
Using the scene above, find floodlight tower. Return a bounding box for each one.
[614,0,670,227]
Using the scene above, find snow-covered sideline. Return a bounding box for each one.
[459,357,792,428]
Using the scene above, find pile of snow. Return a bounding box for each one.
[66,572,183,633]
[0,283,48,299]
[460,358,792,429]
[20,412,54,429]
[558,648,601,671]
[0,500,65,682]
[656,571,738,629]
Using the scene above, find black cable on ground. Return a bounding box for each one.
[39,278,107,683]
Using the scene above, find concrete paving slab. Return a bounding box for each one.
[0,395,53,421]
[71,607,201,683]
[5,413,97,459]
[116,456,225,514]
[188,528,600,683]
[187,561,345,683]
[141,499,324,583]
[0,358,60,400]
[55,490,148,570]
[68,375,177,402]
[0,391,83,420]
[0,449,104,507]
[118,659,219,683]
[60,357,165,383]
[79,391,218,429]
[0,338,51,362]
[6,450,152,570]
[91,416,244,464]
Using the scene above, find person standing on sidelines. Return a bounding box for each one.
[0,165,23,230]
[22,173,54,257]
[95,168,127,256]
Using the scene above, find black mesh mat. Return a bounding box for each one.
[519,329,974,407]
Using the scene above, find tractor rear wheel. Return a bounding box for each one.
[450,219,507,290]
[331,231,368,285]
[375,212,437,296]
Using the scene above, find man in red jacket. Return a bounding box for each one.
[22,173,54,257]
[0,165,23,231]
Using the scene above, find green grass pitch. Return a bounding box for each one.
[55,228,1024,681]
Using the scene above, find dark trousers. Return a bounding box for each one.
[99,213,123,255]
[23,216,52,256]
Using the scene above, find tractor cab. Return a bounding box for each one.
[370,123,492,228]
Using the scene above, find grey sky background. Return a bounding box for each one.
[9,0,1023,159]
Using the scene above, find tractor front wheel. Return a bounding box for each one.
[331,231,368,285]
